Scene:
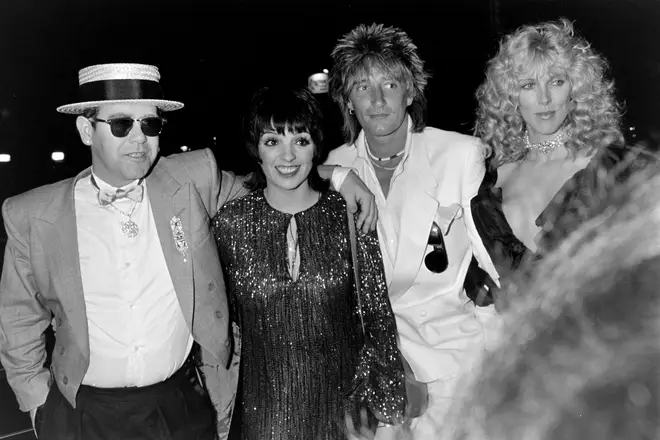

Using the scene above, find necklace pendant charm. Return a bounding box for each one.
[121,219,140,238]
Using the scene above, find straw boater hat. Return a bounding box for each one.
[56,63,184,114]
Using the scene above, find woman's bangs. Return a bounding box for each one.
[515,50,565,80]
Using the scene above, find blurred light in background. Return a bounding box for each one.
[180,146,189,152]
[52,151,65,162]
[308,71,329,94]
[0,154,10,163]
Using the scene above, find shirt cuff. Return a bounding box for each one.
[330,166,352,191]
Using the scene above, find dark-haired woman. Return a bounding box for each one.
[212,87,405,440]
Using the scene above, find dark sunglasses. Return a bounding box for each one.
[94,116,166,138]
[425,222,448,273]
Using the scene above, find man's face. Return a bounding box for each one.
[347,69,413,139]
[77,103,160,187]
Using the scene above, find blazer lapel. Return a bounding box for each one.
[40,169,90,355]
[146,164,194,328]
[388,139,439,302]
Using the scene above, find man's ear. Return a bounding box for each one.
[76,116,94,145]
[406,86,415,107]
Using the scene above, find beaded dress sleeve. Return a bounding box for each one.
[349,223,407,425]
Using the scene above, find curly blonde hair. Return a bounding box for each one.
[475,18,624,167]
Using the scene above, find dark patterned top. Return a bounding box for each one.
[472,144,657,271]
[212,190,405,440]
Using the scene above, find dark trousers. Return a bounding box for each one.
[35,362,216,440]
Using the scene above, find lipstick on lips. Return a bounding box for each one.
[275,165,299,177]
[535,110,556,120]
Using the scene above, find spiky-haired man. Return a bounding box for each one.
[327,23,501,439]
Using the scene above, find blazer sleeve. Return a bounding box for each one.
[461,141,501,285]
[461,140,487,205]
[217,171,251,210]
[0,198,52,412]
[350,225,406,425]
[193,149,250,214]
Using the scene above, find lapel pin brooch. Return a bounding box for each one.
[170,216,188,262]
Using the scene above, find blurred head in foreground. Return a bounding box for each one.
[444,165,660,440]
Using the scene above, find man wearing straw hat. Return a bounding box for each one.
[0,62,376,440]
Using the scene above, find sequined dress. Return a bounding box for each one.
[212,190,406,440]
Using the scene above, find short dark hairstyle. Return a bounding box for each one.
[243,87,330,192]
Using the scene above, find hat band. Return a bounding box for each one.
[78,79,164,103]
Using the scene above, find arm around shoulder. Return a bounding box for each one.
[191,148,250,213]
[352,226,407,425]
[462,138,489,204]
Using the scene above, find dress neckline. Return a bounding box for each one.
[257,189,326,218]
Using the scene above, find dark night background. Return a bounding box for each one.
[0,1,659,437]
[0,0,659,240]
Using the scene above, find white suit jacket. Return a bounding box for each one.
[327,125,500,382]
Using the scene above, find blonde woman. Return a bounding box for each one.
[472,18,652,272]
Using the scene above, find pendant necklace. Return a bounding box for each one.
[107,201,140,238]
[90,175,141,238]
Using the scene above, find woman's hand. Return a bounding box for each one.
[345,409,413,440]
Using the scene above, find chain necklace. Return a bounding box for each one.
[365,139,405,162]
[90,175,142,238]
[371,159,399,171]
[523,130,567,155]
[365,137,403,171]
[107,201,140,238]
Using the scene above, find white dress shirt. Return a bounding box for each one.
[75,173,193,388]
